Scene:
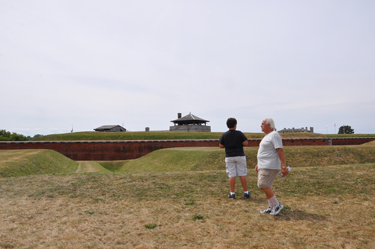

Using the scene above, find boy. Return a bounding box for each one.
[219,118,250,199]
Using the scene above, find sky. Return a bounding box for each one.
[1,0,375,136]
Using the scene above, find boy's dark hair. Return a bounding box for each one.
[226,118,237,129]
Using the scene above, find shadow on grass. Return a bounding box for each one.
[275,210,327,221]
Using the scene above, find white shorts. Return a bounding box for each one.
[225,156,247,177]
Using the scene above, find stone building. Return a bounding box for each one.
[94,125,126,132]
[278,127,314,133]
[170,113,211,132]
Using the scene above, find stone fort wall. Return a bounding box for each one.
[1,137,374,161]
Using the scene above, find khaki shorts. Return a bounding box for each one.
[225,156,247,177]
[257,169,279,188]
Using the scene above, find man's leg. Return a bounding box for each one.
[260,187,274,199]
[261,187,278,204]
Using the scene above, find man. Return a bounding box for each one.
[255,118,289,215]
[219,118,250,199]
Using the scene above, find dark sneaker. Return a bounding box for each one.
[227,193,235,199]
[270,203,284,216]
[260,207,272,214]
[243,193,251,199]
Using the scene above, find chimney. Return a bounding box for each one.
[178,113,182,118]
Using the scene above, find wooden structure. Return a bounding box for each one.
[170,113,211,132]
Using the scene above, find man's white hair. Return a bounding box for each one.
[265,118,276,130]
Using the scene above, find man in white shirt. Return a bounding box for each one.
[255,118,289,215]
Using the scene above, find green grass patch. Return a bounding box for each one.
[97,160,130,172]
[145,224,157,229]
[193,215,204,220]
[325,134,375,138]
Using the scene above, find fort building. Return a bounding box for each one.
[94,125,126,132]
[279,127,314,133]
[170,113,211,132]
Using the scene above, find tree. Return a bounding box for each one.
[338,125,354,134]
[0,130,29,141]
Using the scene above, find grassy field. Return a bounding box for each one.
[0,163,374,248]
[1,145,375,248]
[32,131,336,141]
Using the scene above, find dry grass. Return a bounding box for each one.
[1,164,374,248]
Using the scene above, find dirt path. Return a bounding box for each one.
[76,161,110,173]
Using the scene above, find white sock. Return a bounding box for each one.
[269,195,279,207]
[230,192,235,195]
[244,191,249,194]
[267,199,272,208]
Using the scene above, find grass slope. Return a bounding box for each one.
[363,140,375,146]
[0,149,78,178]
[101,145,375,173]
[0,163,374,248]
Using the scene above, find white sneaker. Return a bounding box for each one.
[270,203,284,216]
[260,207,272,214]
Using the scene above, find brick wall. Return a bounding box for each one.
[1,137,374,161]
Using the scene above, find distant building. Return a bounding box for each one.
[278,127,314,133]
[170,113,211,132]
[94,125,126,132]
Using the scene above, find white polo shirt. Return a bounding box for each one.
[257,131,283,170]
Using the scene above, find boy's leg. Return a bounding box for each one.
[229,177,236,193]
[239,176,248,192]
[225,157,236,193]
[237,156,248,192]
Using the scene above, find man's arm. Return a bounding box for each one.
[219,143,225,148]
[243,140,248,146]
[277,148,288,176]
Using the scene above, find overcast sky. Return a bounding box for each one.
[1,0,374,136]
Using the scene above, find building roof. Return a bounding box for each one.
[94,125,126,131]
[171,113,209,124]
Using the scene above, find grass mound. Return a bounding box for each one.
[99,145,375,173]
[117,147,227,173]
[0,149,78,178]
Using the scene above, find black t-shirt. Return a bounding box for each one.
[219,130,247,157]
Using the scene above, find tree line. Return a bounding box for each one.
[0,130,43,141]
